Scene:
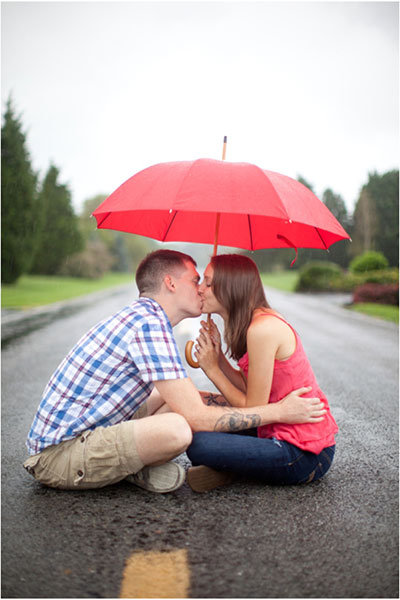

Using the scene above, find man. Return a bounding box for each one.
[24,250,326,494]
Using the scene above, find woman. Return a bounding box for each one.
[186,254,338,493]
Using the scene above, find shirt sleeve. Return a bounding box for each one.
[128,317,188,383]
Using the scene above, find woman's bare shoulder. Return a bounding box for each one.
[251,308,285,324]
[248,309,283,337]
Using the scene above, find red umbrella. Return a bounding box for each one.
[93,158,350,257]
[93,140,350,366]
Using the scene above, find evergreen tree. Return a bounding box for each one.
[30,164,83,274]
[367,171,398,267]
[1,98,38,283]
[352,170,399,267]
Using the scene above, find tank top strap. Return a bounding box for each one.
[257,311,298,338]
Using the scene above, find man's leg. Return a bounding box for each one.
[132,412,192,466]
[124,412,192,493]
[23,412,192,493]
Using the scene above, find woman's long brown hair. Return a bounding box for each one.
[211,254,270,361]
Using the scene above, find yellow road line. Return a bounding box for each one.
[120,549,190,598]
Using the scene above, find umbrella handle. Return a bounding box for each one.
[185,136,227,370]
[184,340,198,368]
[185,315,212,369]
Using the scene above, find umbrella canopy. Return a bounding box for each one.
[92,158,350,252]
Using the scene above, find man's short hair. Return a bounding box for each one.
[136,249,197,295]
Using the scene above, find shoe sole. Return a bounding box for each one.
[187,466,236,493]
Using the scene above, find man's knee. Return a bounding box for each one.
[164,413,193,452]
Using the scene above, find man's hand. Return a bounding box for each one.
[276,387,327,424]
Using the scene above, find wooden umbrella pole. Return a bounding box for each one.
[212,214,221,258]
[185,136,227,369]
[211,135,226,256]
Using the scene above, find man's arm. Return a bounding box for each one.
[154,378,326,433]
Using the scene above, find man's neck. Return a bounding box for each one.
[140,293,179,327]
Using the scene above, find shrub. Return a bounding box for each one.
[361,268,399,284]
[58,241,115,279]
[329,268,399,292]
[349,251,389,274]
[353,283,399,306]
[295,261,343,292]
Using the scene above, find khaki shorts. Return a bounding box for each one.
[23,402,149,490]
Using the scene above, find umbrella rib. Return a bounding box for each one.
[162,211,178,241]
[255,165,291,221]
[315,227,329,250]
[161,160,203,242]
[247,214,254,250]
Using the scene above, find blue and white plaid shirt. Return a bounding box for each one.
[26,297,187,455]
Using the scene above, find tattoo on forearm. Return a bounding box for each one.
[204,393,229,407]
[214,411,261,432]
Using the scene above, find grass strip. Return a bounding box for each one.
[348,303,398,324]
[260,271,298,292]
[2,273,134,309]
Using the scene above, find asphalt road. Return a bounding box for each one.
[2,284,398,598]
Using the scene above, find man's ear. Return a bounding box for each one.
[164,274,176,292]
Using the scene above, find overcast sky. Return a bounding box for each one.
[2,1,398,213]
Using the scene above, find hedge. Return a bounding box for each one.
[296,262,399,293]
[353,283,399,306]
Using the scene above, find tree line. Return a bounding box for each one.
[1,98,154,284]
[2,97,398,285]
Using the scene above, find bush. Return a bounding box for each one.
[361,268,399,285]
[295,261,343,292]
[329,268,399,292]
[349,251,389,274]
[295,260,399,294]
[58,241,115,279]
[353,283,399,306]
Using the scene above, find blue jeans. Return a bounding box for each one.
[186,429,335,485]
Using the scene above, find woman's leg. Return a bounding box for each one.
[187,432,335,486]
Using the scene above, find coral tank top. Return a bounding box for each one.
[237,314,338,454]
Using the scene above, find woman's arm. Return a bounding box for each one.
[216,350,247,393]
[195,318,280,408]
[199,319,247,392]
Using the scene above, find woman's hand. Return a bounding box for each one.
[200,318,222,350]
[194,326,220,376]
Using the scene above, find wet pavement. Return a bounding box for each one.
[1,283,133,347]
[1,284,398,598]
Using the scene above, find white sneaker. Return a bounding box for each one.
[126,462,186,493]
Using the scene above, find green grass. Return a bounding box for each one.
[348,303,399,324]
[2,273,134,309]
[260,271,298,292]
